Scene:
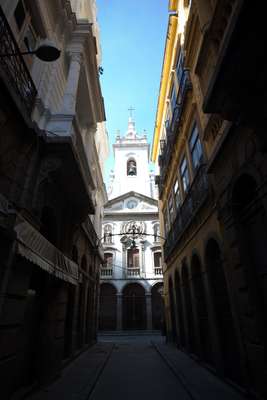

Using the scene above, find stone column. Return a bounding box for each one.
[146,293,153,330]
[116,293,123,330]
[140,242,145,277]
[61,52,82,113]
[122,245,127,278]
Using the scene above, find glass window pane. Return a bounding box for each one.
[190,125,203,170]
[174,179,180,208]
[171,85,176,112]
[168,195,174,222]
[180,156,189,192]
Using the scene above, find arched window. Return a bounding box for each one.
[153,224,160,242]
[127,158,137,176]
[104,224,112,244]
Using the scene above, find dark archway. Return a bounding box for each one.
[122,283,146,330]
[181,262,196,354]
[151,282,163,330]
[99,283,117,331]
[168,277,177,341]
[205,238,241,382]
[232,174,267,366]
[174,270,186,348]
[191,254,211,362]
[19,266,46,386]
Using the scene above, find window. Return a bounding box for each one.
[127,158,137,176]
[14,0,27,31]
[189,124,203,170]
[127,249,139,268]
[176,50,184,85]
[165,118,170,133]
[180,156,190,193]
[24,24,37,51]
[13,0,38,66]
[104,253,113,268]
[174,179,181,209]
[168,194,174,223]
[153,224,160,242]
[170,84,177,113]
[104,225,112,244]
[154,252,162,275]
[163,208,169,234]
[165,108,171,138]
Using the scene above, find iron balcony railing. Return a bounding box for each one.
[0,6,37,117]
[157,69,192,197]
[164,164,209,260]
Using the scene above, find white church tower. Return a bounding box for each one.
[99,114,163,332]
[108,115,157,200]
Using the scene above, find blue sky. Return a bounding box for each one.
[96,0,169,183]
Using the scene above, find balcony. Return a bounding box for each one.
[164,164,210,260]
[127,268,140,277]
[157,69,192,197]
[0,6,37,119]
[100,268,113,278]
[154,267,163,276]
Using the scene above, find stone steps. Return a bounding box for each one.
[98,330,162,336]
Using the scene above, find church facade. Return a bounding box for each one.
[99,117,163,331]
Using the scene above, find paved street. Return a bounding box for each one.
[27,335,249,400]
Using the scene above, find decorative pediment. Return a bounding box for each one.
[104,191,158,214]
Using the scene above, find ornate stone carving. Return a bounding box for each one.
[121,220,146,235]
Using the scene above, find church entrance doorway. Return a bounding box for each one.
[122,283,146,330]
[99,283,117,330]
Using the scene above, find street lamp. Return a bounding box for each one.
[0,43,61,62]
[98,222,166,249]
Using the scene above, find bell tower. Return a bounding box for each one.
[108,114,156,199]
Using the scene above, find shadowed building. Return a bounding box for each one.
[152,0,267,398]
[0,0,108,397]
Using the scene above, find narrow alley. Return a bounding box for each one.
[1,0,267,399]
[27,335,248,400]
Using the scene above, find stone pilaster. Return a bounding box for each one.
[122,245,127,278]
[61,52,82,114]
[140,242,145,277]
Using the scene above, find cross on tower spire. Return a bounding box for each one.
[128,106,135,119]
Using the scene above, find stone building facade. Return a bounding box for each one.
[0,0,108,397]
[99,118,163,331]
[152,0,267,398]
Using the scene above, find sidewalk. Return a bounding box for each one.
[153,342,250,400]
[26,343,113,400]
